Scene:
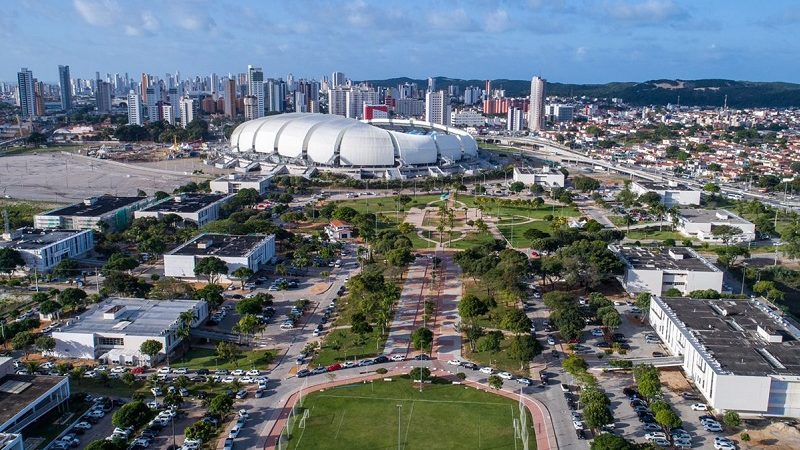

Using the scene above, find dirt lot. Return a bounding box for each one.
[739,421,800,449]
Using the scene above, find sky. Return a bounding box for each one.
[2,0,800,84]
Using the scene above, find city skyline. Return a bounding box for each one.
[2,0,800,84]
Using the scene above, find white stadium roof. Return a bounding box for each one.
[230,113,478,168]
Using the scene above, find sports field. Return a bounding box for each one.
[283,378,536,450]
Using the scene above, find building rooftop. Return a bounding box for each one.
[55,298,203,336]
[634,180,695,191]
[610,245,720,272]
[0,228,88,250]
[659,296,800,377]
[168,233,273,258]
[515,166,560,175]
[138,194,230,214]
[213,173,272,182]
[0,374,64,427]
[40,196,144,218]
[678,208,752,225]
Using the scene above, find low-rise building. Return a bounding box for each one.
[631,180,701,206]
[134,193,234,227]
[512,166,565,187]
[0,358,70,436]
[325,220,353,240]
[209,174,271,195]
[35,196,154,231]
[51,298,208,364]
[649,296,800,417]
[0,228,94,272]
[609,245,723,295]
[675,208,756,243]
[163,233,275,279]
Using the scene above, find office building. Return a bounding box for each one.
[512,166,565,187]
[609,245,723,295]
[164,233,276,279]
[223,78,236,118]
[243,96,258,120]
[127,90,142,125]
[0,358,70,435]
[134,193,233,227]
[394,98,425,117]
[168,87,181,119]
[16,68,35,119]
[427,77,436,92]
[0,228,94,272]
[266,78,285,113]
[328,88,348,117]
[363,104,389,120]
[649,295,800,417]
[528,76,546,132]
[547,104,574,122]
[58,65,72,113]
[425,90,450,126]
[146,84,162,122]
[345,88,377,119]
[507,107,524,131]
[140,73,150,104]
[631,181,701,206]
[331,72,346,88]
[210,174,272,195]
[247,65,264,118]
[450,110,485,127]
[35,196,155,232]
[674,209,756,243]
[95,81,112,114]
[179,96,195,128]
[51,298,208,364]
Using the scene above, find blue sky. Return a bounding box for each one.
[2,0,799,84]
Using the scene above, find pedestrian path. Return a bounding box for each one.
[431,252,463,361]
[383,257,430,356]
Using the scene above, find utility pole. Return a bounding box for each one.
[396,404,402,450]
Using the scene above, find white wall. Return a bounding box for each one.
[623,268,663,294]
[52,331,96,359]
[714,375,771,413]
[163,254,198,278]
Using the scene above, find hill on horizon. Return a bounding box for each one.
[359,77,800,108]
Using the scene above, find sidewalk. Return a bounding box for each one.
[383,258,430,355]
[431,252,463,361]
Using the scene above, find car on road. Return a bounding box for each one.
[460,361,478,370]
[150,387,162,397]
[651,438,670,447]
[561,383,570,392]
[358,359,374,367]
[157,367,170,374]
[173,367,188,374]
[238,376,254,384]
[516,377,532,386]
[296,369,310,378]
[74,422,92,431]
[246,369,260,376]
[714,443,736,450]
[311,367,327,375]
[229,424,241,438]
[214,369,228,375]
[223,438,234,450]
[498,372,514,380]
[390,354,405,362]
[222,377,236,384]
[546,336,556,345]
[255,389,265,398]
[690,403,709,411]
[447,359,462,366]
[575,429,585,440]
[645,432,667,440]
[572,421,584,430]
[374,355,389,364]
[110,366,127,374]
[591,328,604,337]
[235,390,247,399]
[681,392,698,400]
[479,367,494,374]
[326,363,342,372]
[414,354,430,360]
[642,423,661,432]
[231,369,244,376]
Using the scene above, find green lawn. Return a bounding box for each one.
[284,377,535,450]
[497,220,552,247]
[173,347,277,371]
[624,227,684,241]
[450,231,498,250]
[70,377,148,397]
[332,194,443,215]
[312,328,386,367]
[463,336,530,376]
[457,195,580,220]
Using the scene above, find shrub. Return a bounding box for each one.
[456,372,467,380]
[376,368,388,375]
[740,432,750,442]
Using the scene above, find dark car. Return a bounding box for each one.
[551,350,559,358]
[567,400,578,410]
[413,354,430,360]
[297,369,311,378]
[576,429,586,440]
[374,355,389,364]
[652,351,666,357]
[460,362,479,370]
[613,333,625,340]
[596,342,610,348]
[196,369,210,375]
[196,391,208,399]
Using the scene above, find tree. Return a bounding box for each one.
[185,420,216,442]
[235,297,265,316]
[638,191,662,207]
[39,300,63,319]
[207,393,234,418]
[552,306,585,341]
[85,441,127,450]
[711,225,743,246]
[664,288,682,297]
[715,245,749,268]
[476,331,502,353]
[409,367,431,381]
[397,222,415,235]
[590,434,637,450]
[563,355,589,376]
[35,335,56,355]
[194,283,224,310]
[102,253,139,274]
[487,375,503,389]
[584,402,614,430]
[722,410,741,428]
[0,248,24,277]
[163,392,183,408]
[232,314,263,345]
[216,341,241,363]
[11,331,34,353]
[572,176,601,192]
[601,309,622,330]
[112,401,152,428]
[121,372,136,386]
[351,312,373,336]
[655,408,682,432]
[51,258,79,279]
[149,277,195,300]
[411,327,433,351]
[103,272,150,297]
[58,288,87,309]
[507,335,541,369]
[139,340,163,365]
[509,181,525,193]
[194,257,228,284]
[633,364,661,399]
[635,292,651,310]
[500,309,532,335]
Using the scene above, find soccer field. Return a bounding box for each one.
[282,378,536,450]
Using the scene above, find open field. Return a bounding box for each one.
[285,378,535,450]
[457,195,580,219]
[0,153,208,202]
[173,347,277,371]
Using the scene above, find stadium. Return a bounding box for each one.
[228,113,478,170]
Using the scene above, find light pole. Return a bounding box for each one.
[396,404,402,450]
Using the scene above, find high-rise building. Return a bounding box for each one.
[17,68,36,119]
[95,81,112,114]
[427,77,436,93]
[528,76,546,132]
[58,65,72,112]
[345,88,378,119]
[141,73,150,104]
[331,72,345,88]
[247,65,264,118]
[162,104,175,125]
[328,88,347,117]
[127,90,142,125]
[168,87,181,119]
[33,80,45,117]
[146,84,162,122]
[223,78,236,118]
[394,98,425,117]
[425,90,450,126]
[180,96,195,128]
[243,96,258,120]
[266,78,285,113]
[507,107,524,131]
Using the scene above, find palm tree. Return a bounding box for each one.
[623,214,634,234]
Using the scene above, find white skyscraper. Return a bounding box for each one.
[328,88,347,117]
[331,72,346,88]
[247,65,265,118]
[528,76,546,132]
[180,96,195,128]
[425,90,450,126]
[507,107,524,131]
[17,68,36,119]
[127,90,142,125]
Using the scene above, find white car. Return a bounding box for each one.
[74,422,92,430]
[246,369,260,376]
[390,354,405,362]
[150,387,163,396]
[498,372,514,380]
[447,359,462,366]
[173,367,188,374]
[229,424,241,439]
[157,367,171,374]
[110,366,127,373]
[572,420,584,430]
[652,438,670,447]
[231,369,244,376]
[546,336,556,345]
[239,376,254,384]
[221,376,236,384]
[714,437,734,446]
[645,432,667,440]
[479,367,494,374]
[238,409,249,419]
[704,423,723,432]
[714,443,736,450]
[690,403,708,411]
[591,329,604,337]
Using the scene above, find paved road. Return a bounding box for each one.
[383,257,430,356]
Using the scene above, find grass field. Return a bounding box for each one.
[284,378,535,450]
[450,231,498,250]
[463,336,529,376]
[624,227,684,241]
[173,347,277,371]
[497,220,552,247]
[457,195,580,220]
[313,328,386,367]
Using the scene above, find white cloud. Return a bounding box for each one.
[141,11,160,32]
[484,8,512,33]
[124,25,140,36]
[574,46,588,61]
[604,0,688,24]
[73,0,119,26]
[428,8,476,31]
